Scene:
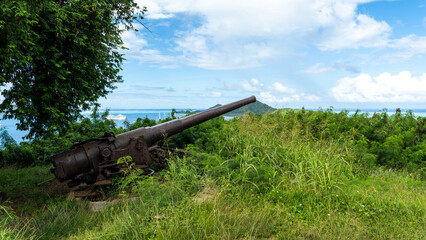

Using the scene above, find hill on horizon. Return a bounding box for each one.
[209,100,275,116]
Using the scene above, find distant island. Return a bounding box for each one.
[176,100,275,116]
[209,100,275,116]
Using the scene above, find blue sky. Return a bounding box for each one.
[98,0,426,110]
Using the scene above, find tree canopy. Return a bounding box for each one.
[0,0,145,138]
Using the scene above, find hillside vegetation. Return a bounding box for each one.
[211,100,276,116]
[1,109,425,239]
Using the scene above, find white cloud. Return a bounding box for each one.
[386,35,426,60]
[239,79,319,103]
[250,78,263,87]
[146,13,174,19]
[332,71,426,102]
[259,91,320,103]
[271,82,296,94]
[305,94,321,102]
[128,0,411,69]
[174,35,274,69]
[317,14,391,50]
[121,29,148,51]
[241,80,259,92]
[119,24,181,67]
[133,49,178,67]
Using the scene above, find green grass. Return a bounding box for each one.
[1,113,425,239]
[0,165,55,214]
[0,165,51,194]
[3,170,423,239]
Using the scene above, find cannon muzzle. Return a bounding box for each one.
[51,96,256,185]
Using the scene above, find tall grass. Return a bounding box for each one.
[2,112,425,239]
[205,113,357,193]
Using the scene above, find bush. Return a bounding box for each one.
[1,107,424,178]
[268,109,425,177]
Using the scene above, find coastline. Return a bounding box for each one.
[2,108,426,143]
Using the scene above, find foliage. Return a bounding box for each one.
[0,202,17,226]
[209,100,275,117]
[0,128,34,166]
[122,116,157,131]
[114,156,144,196]
[227,100,276,116]
[1,112,425,239]
[207,113,357,193]
[2,107,425,179]
[271,108,425,177]
[0,0,145,138]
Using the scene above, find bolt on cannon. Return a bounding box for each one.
[50,96,256,188]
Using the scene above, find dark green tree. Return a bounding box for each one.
[0,0,145,138]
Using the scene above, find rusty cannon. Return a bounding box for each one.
[51,96,256,187]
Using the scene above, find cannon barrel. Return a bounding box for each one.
[51,96,256,183]
[117,95,256,146]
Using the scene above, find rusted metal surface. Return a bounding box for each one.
[71,147,184,198]
[50,96,256,187]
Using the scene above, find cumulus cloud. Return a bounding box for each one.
[271,82,296,94]
[121,30,148,51]
[239,79,319,103]
[128,0,408,69]
[250,78,264,87]
[239,78,265,92]
[332,71,426,102]
[316,14,391,50]
[241,80,259,92]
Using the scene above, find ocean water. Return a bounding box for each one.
[1,109,426,143]
[84,109,188,125]
[0,109,189,143]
